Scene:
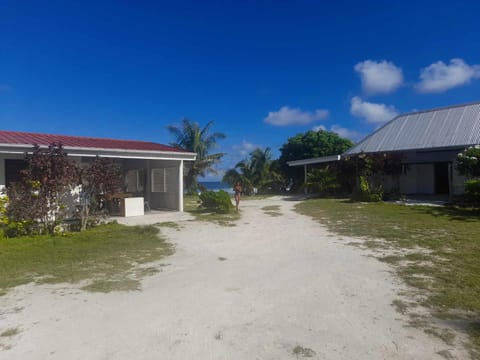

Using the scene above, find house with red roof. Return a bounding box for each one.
[0,130,196,215]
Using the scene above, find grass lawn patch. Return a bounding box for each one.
[292,345,316,358]
[261,205,282,217]
[0,328,20,337]
[0,223,173,294]
[184,194,240,226]
[242,194,273,201]
[295,198,480,357]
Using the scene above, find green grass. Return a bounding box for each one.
[292,345,316,358]
[261,205,282,217]
[242,194,273,201]
[295,198,480,356]
[0,328,20,337]
[184,194,240,226]
[0,223,174,294]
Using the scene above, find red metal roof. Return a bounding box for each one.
[0,130,189,153]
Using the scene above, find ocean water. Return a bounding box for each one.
[199,181,233,193]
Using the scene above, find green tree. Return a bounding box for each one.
[278,130,354,186]
[167,119,226,193]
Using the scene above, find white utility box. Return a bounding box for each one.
[122,197,144,217]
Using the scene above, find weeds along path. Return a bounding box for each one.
[0,196,468,359]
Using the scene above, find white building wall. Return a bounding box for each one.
[0,158,5,192]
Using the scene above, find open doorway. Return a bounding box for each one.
[434,162,450,194]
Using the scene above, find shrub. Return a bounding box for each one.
[0,194,7,238]
[351,176,383,202]
[78,157,122,231]
[464,179,480,204]
[0,194,35,237]
[5,143,79,234]
[456,146,480,177]
[199,190,234,213]
[306,167,340,195]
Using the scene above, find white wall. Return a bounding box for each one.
[0,158,5,192]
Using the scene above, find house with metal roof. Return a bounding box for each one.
[289,101,480,196]
[0,130,196,215]
[345,101,480,196]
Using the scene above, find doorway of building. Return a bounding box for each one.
[434,162,450,194]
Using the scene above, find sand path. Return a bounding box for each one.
[0,196,467,359]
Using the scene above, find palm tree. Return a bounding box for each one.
[223,147,283,194]
[167,118,226,193]
[223,159,255,195]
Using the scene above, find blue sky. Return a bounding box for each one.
[1,0,480,180]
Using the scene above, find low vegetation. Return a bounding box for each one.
[292,345,316,358]
[0,223,173,294]
[184,194,240,226]
[296,198,480,357]
[0,328,20,338]
[261,205,282,217]
[199,190,234,213]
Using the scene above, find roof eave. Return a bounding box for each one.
[0,143,197,161]
[287,155,341,167]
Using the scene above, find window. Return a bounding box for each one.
[151,168,166,193]
[5,159,27,187]
[151,167,176,193]
[125,169,145,193]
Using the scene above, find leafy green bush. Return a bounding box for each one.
[456,146,480,177]
[351,176,383,202]
[0,194,34,238]
[199,190,234,213]
[306,167,340,194]
[0,195,7,238]
[464,179,480,203]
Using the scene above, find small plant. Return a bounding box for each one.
[464,179,480,204]
[199,190,234,213]
[292,345,316,358]
[0,327,20,337]
[0,193,35,237]
[78,157,122,231]
[306,167,340,194]
[351,175,383,202]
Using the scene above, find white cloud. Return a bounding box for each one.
[416,58,480,93]
[354,60,403,94]
[232,140,260,156]
[350,96,398,124]
[330,125,364,141]
[312,124,363,141]
[264,106,329,126]
[312,124,326,131]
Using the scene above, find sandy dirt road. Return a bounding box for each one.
[0,197,468,359]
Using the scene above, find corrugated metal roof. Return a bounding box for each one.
[0,130,191,154]
[345,101,480,155]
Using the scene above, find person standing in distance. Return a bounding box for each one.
[233,182,242,211]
